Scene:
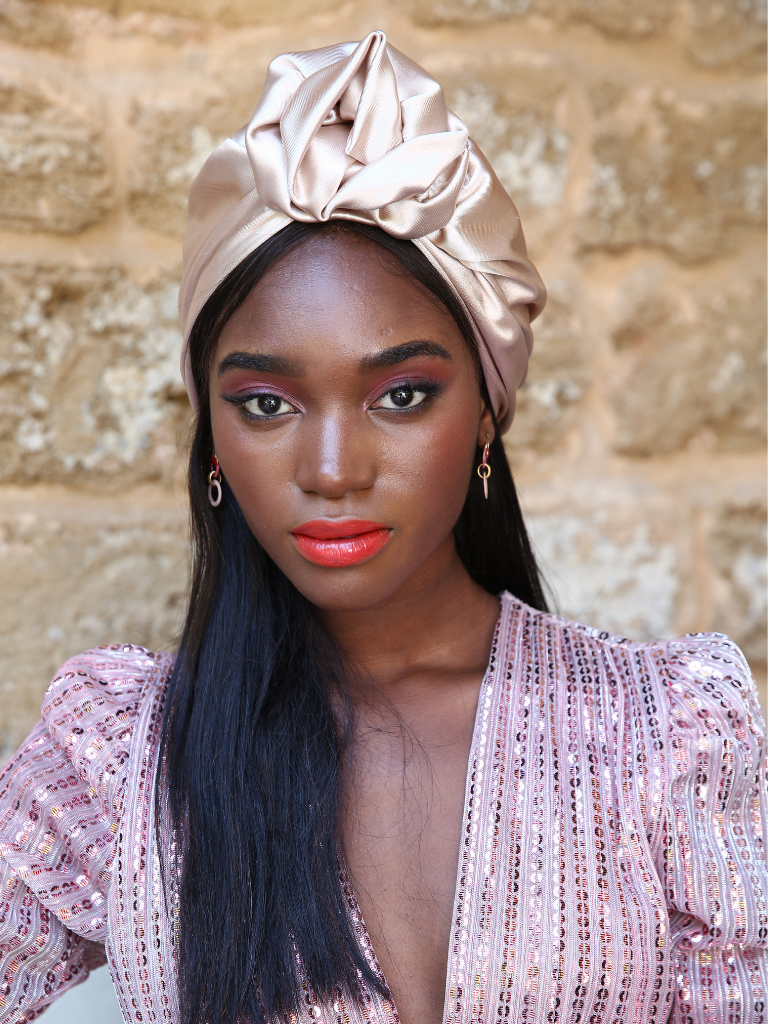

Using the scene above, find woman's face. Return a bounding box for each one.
[209,232,495,613]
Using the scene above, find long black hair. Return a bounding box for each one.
[159,220,548,1024]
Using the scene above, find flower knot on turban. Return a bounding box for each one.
[179,29,546,432]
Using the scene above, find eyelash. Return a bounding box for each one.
[369,378,442,411]
[224,391,299,421]
[224,377,443,421]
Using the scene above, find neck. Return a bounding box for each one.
[320,534,500,698]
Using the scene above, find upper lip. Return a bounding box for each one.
[291,519,389,540]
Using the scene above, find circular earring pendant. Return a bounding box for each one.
[208,475,222,507]
[207,453,222,507]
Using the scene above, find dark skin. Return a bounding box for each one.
[210,232,500,1024]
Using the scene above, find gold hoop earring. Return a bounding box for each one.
[477,434,491,500]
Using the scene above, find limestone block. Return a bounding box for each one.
[577,85,766,263]
[31,0,343,24]
[525,491,766,683]
[0,68,111,234]
[34,0,113,9]
[506,288,588,461]
[528,505,681,640]
[118,0,344,24]
[407,0,670,35]
[0,488,187,761]
[0,0,71,48]
[441,63,570,247]
[129,86,255,236]
[609,272,766,455]
[687,0,767,70]
[708,502,767,665]
[563,0,670,36]
[407,0,533,27]
[0,264,190,485]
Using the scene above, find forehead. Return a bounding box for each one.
[216,232,465,361]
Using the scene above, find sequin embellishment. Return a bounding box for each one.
[1,598,766,1023]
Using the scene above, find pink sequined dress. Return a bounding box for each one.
[1,592,766,1023]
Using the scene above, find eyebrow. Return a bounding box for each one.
[217,340,452,379]
[359,341,452,372]
[217,351,302,378]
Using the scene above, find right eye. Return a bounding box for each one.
[242,394,295,417]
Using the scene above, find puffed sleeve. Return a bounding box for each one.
[0,646,169,1023]
[657,634,768,1023]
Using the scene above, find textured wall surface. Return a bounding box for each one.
[0,0,765,759]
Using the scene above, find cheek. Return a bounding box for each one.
[210,408,289,535]
[389,408,477,536]
[226,455,287,525]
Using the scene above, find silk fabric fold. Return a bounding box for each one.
[178,30,546,431]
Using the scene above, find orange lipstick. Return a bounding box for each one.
[290,519,392,567]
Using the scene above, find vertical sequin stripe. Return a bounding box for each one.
[108,664,177,1024]
[442,593,505,1024]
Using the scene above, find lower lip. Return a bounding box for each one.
[291,528,392,567]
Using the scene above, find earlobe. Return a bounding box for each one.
[478,403,496,448]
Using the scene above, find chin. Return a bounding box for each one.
[281,558,413,614]
[293,574,404,614]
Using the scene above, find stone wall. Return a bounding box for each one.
[0,0,765,759]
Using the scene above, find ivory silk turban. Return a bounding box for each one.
[178,30,547,433]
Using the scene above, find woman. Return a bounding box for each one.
[0,31,766,1024]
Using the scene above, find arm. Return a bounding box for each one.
[0,721,109,1022]
[657,635,768,1023]
[0,646,164,1022]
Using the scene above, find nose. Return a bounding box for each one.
[294,410,376,499]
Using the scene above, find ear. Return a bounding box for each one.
[478,401,496,449]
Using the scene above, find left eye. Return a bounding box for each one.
[375,386,429,410]
[243,394,294,417]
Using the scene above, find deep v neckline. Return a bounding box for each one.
[341,596,507,1024]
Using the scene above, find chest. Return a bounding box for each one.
[343,698,477,1024]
